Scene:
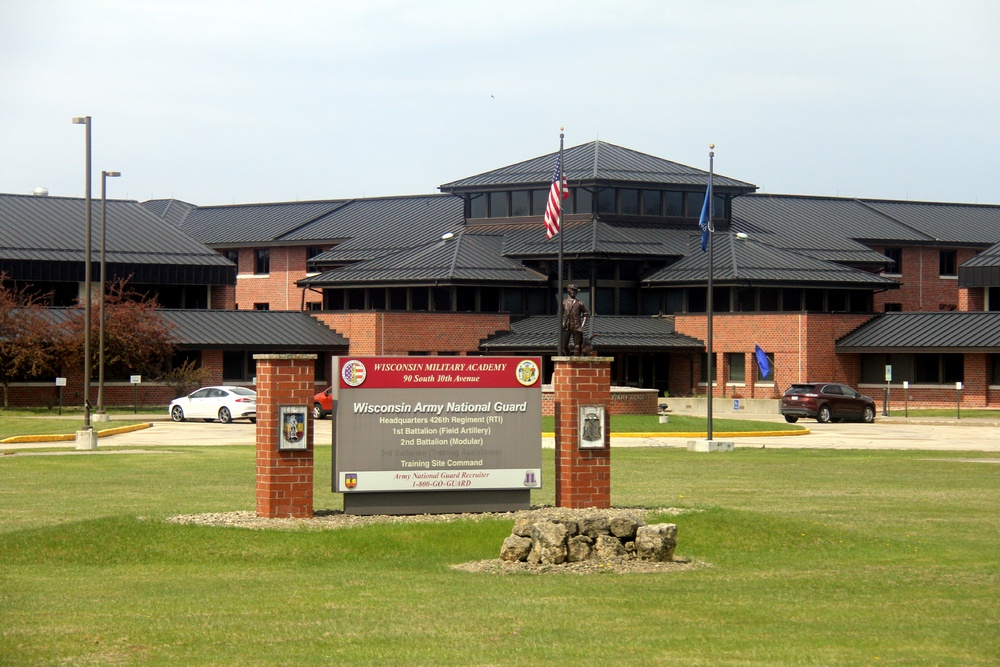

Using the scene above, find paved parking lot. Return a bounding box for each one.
[5,414,1000,453]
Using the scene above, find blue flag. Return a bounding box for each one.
[699,178,713,252]
[754,345,771,380]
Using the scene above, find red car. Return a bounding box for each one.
[313,387,334,419]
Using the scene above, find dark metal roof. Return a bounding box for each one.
[177,200,349,245]
[859,199,1000,245]
[480,315,705,352]
[732,195,1000,263]
[836,312,1000,352]
[439,141,757,193]
[0,193,235,285]
[300,233,546,287]
[142,199,197,228]
[296,195,465,263]
[644,232,901,288]
[958,241,1000,287]
[498,219,691,259]
[38,307,348,351]
[160,310,349,350]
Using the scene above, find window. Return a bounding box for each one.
[686,192,705,217]
[223,351,256,381]
[488,192,508,217]
[253,302,269,310]
[305,301,321,311]
[511,190,531,217]
[619,189,639,215]
[940,250,957,276]
[254,248,269,275]
[305,246,324,261]
[640,190,661,216]
[781,288,801,312]
[597,188,615,214]
[389,287,407,310]
[884,247,903,274]
[699,353,718,384]
[532,189,548,215]
[223,249,239,269]
[663,192,683,216]
[469,193,487,218]
[884,302,902,312]
[571,187,592,215]
[727,353,745,383]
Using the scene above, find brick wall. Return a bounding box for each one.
[315,311,510,356]
[542,387,657,416]
[233,246,322,311]
[872,246,978,312]
[254,355,316,519]
[673,312,874,397]
[553,357,611,509]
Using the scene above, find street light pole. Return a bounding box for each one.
[72,116,93,433]
[96,170,121,421]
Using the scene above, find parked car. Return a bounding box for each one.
[781,383,876,424]
[169,386,257,424]
[313,387,333,419]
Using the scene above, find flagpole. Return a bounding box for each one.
[706,145,715,440]
[556,128,565,357]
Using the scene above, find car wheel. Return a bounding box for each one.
[218,407,233,424]
[170,405,185,422]
[784,415,798,423]
[817,405,832,424]
[862,406,875,423]
[313,403,325,420]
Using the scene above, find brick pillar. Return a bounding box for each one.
[254,354,316,518]
[553,356,612,509]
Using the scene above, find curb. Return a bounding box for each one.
[1,423,153,444]
[542,428,810,439]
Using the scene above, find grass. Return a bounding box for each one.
[0,412,149,440]
[0,444,997,665]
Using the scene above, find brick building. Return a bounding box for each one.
[5,140,1000,409]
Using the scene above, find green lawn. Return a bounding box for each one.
[1,444,996,665]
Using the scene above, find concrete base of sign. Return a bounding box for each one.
[92,413,110,423]
[75,429,98,450]
[344,490,531,516]
[658,415,669,424]
[687,439,735,453]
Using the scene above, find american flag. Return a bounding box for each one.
[543,156,568,239]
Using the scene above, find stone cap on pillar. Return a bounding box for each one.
[252,354,318,361]
[552,356,614,363]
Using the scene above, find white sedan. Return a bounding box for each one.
[169,386,257,424]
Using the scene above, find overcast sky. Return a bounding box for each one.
[2,1,998,207]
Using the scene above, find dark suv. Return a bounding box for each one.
[781,383,876,424]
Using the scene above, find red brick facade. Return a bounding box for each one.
[254,355,315,519]
[232,246,323,311]
[553,357,611,509]
[314,311,510,356]
[872,246,978,313]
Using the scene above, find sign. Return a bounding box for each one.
[334,356,542,493]
[956,381,963,391]
[579,404,606,449]
[55,377,67,387]
[130,375,142,384]
[885,365,892,382]
[278,405,308,450]
[733,398,740,411]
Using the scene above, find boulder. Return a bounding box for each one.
[578,516,610,538]
[530,520,568,565]
[609,516,641,539]
[566,534,593,562]
[593,534,628,561]
[635,523,677,562]
[500,535,532,562]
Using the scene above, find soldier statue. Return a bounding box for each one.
[561,283,590,356]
